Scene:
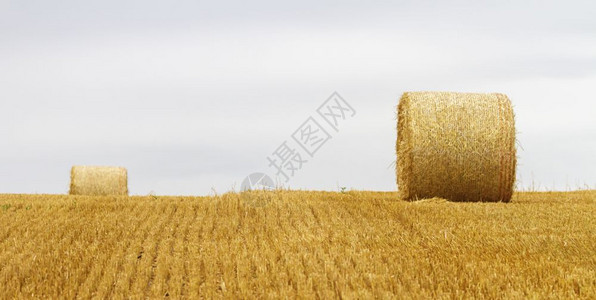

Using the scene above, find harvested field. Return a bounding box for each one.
[0,191,594,298]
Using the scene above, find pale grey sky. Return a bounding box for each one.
[1,0,595,195]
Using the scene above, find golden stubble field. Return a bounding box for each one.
[0,190,594,298]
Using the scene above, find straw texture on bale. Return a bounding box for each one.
[69,166,128,196]
[397,92,516,202]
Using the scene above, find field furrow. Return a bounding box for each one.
[0,191,594,298]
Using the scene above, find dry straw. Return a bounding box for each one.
[69,166,128,196]
[396,92,516,202]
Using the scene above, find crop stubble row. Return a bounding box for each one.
[0,191,594,298]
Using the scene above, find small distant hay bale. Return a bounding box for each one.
[396,92,516,202]
[69,166,128,196]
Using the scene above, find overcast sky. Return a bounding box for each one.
[1,0,595,195]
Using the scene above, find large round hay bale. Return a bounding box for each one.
[69,166,128,196]
[396,92,516,202]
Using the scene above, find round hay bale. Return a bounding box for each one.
[396,92,516,202]
[69,166,128,196]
